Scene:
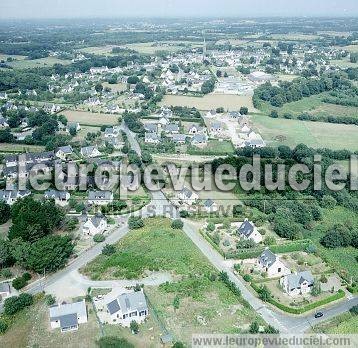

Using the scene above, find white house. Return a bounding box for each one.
[88,191,113,206]
[44,190,70,206]
[237,219,263,244]
[56,145,74,160]
[172,134,186,145]
[206,110,217,118]
[49,300,88,332]
[0,116,9,129]
[210,122,223,137]
[106,291,148,327]
[203,199,218,213]
[145,132,160,144]
[0,190,31,206]
[83,213,108,236]
[280,271,314,296]
[257,248,291,278]
[81,146,102,158]
[104,127,119,138]
[0,282,11,301]
[178,187,199,206]
[191,134,208,147]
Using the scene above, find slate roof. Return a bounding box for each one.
[238,220,255,238]
[191,134,207,143]
[88,191,112,201]
[259,249,277,267]
[107,299,121,315]
[165,124,179,133]
[172,134,186,142]
[90,213,106,228]
[57,146,73,155]
[59,313,78,329]
[204,199,215,208]
[44,190,69,200]
[0,282,10,293]
[144,124,157,133]
[286,271,314,289]
[118,291,148,315]
[49,300,86,328]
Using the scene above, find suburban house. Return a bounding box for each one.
[172,134,187,145]
[88,190,114,205]
[209,122,223,136]
[178,187,199,206]
[188,124,206,135]
[244,138,266,149]
[0,92,8,100]
[144,123,158,133]
[106,137,124,149]
[164,123,179,134]
[104,127,120,138]
[106,291,148,327]
[106,105,121,114]
[44,190,70,206]
[0,116,9,128]
[56,145,74,160]
[83,213,108,236]
[237,219,263,244]
[0,282,11,301]
[257,248,291,278]
[203,199,218,213]
[191,134,208,147]
[145,132,161,144]
[280,271,315,296]
[81,146,102,158]
[44,103,61,114]
[206,110,217,118]
[49,300,88,332]
[0,190,31,205]
[228,111,243,120]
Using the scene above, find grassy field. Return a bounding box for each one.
[77,45,116,55]
[310,206,358,282]
[160,94,256,112]
[8,57,72,69]
[342,45,358,53]
[268,33,321,41]
[123,41,201,54]
[312,312,358,334]
[330,58,358,69]
[62,110,119,126]
[102,82,127,92]
[0,143,46,153]
[188,140,235,156]
[82,218,262,344]
[251,114,358,150]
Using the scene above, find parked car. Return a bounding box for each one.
[314,312,324,319]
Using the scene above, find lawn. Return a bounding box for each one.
[160,94,256,112]
[8,57,72,69]
[62,110,119,126]
[0,143,46,153]
[312,312,358,334]
[82,218,262,345]
[251,114,358,150]
[188,140,235,156]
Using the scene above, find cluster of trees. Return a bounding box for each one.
[320,224,358,249]
[253,73,351,108]
[201,78,216,94]
[172,106,201,119]
[0,70,48,92]
[3,293,33,316]
[0,198,74,274]
[123,111,145,134]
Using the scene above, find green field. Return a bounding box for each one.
[0,143,46,153]
[7,57,72,69]
[313,312,358,334]
[82,218,262,344]
[251,114,358,150]
[188,140,235,156]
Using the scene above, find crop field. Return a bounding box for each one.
[160,94,256,112]
[188,140,235,156]
[251,114,358,150]
[62,110,119,126]
[0,143,46,153]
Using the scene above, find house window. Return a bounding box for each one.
[278,268,281,273]
[130,311,137,317]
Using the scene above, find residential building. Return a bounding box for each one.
[83,213,108,236]
[178,187,199,206]
[44,190,70,206]
[88,190,113,205]
[49,300,88,332]
[56,146,74,160]
[0,190,31,205]
[144,132,160,144]
[0,282,11,301]
[106,291,148,327]
[203,199,218,213]
[280,271,314,296]
[237,219,263,244]
[257,248,291,278]
[172,134,187,145]
[191,134,208,147]
[81,146,101,158]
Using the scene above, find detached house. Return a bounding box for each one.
[44,190,70,206]
[210,122,223,136]
[172,134,187,145]
[81,146,101,158]
[144,123,158,133]
[88,190,113,206]
[191,134,208,147]
[280,271,314,296]
[145,132,160,144]
[49,300,88,332]
[164,123,179,134]
[0,116,9,128]
[106,291,148,327]
[257,248,291,278]
[237,219,263,244]
[0,190,31,205]
[0,282,11,301]
[203,199,218,213]
[83,213,108,236]
[0,92,8,100]
[56,146,74,160]
[104,127,119,138]
[178,187,199,206]
[206,110,217,118]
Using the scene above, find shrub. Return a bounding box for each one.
[45,294,56,306]
[0,319,8,334]
[206,222,215,232]
[22,272,32,281]
[243,274,252,282]
[128,216,144,230]
[12,276,27,290]
[102,244,116,256]
[130,320,139,334]
[179,210,189,218]
[171,219,184,230]
[349,305,358,315]
[93,234,105,243]
[1,269,12,279]
[4,293,33,315]
[96,336,134,348]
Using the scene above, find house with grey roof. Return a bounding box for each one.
[104,127,119,138]
[44,189,70,206]
[172,134,187,145]
[209,122,223,136]
[83,213,108,236]
[55,145,74,160]
[237,219,263,244]
[0,190,31,206]
[164,123,179,134]
[257,248,291,278]
[178,187,199,206]
[191,134,208,147]
[203,199,218,213]
[144,132,161,144]
[0,116,9,128]
[49,299,87,332]
[280,271,314,296]
[144,123,158,133]
[81,146,101,158]
[106,291,148,327]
